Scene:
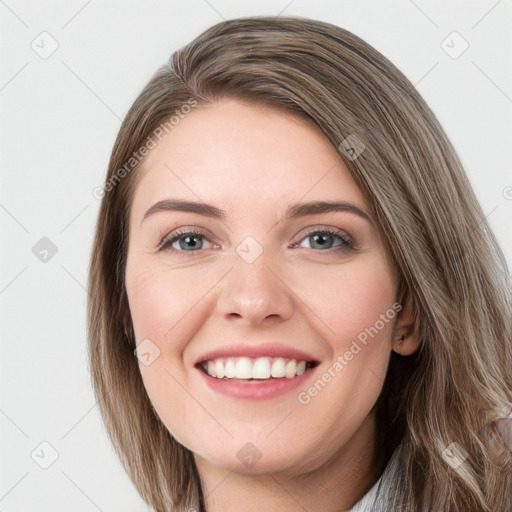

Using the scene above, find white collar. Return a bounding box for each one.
[345,474,382,512]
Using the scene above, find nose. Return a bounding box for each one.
[215,250,295,326]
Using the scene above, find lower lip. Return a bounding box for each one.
[197,366,317,400]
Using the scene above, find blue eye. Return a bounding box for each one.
[176,234,204,250]
[158,227,355,255]
[158,230,212,252]
[296,229,354,251]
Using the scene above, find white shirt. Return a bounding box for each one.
[346,474,382,511]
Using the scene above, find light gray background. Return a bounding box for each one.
[1,1,511,511]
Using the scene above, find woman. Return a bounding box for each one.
[87,16,512,512]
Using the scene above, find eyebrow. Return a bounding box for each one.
[141,199,372,224]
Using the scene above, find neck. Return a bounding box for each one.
[195,411,384,512]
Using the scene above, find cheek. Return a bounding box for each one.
[305,252,398,354]
[290,257,397,447]
[126,258,211,347]
[125,259,212,446]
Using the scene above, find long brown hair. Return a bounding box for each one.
[87,16,512,511]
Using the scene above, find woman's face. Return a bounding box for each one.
[125,98,402,475]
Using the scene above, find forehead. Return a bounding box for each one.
[130,98,367,221]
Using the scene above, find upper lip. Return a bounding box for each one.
[195,343,320,365]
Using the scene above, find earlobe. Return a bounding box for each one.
[392,332,420,356]
[392,295,420,356]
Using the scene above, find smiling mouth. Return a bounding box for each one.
[198,356,319,381]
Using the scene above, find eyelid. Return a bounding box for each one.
[158,224,357,256]
[291,225,355,248]
[157,227,216,252]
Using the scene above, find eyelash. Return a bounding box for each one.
[157,227,356,255]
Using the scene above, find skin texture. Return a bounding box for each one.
[125,99,418,511]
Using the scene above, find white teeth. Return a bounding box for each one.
[252,357,271,379]
[214,359,225,379]
[270,357,286,378]
[235,357,253,379]
[202,356,311,380]
[225,358,236,378]
[207,360,217,377]
[285,360,297,379]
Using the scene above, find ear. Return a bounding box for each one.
[392,294,420,356]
